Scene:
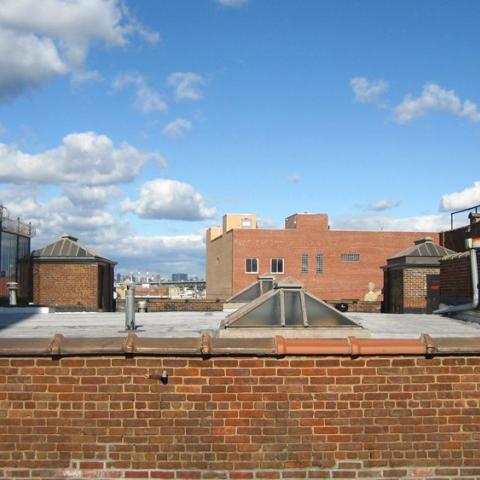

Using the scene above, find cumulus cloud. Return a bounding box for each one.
[368,199,400,211]
[1,185,205,275]
[350,77,389,105]
[0,0,159,100]
[123,179,216,221]
[0,131,161,185]
[113,74,167,113]
[216,0,249,6]
[440,181,480,212]
[332,213,449,232]
[394,83,480,124]
[163,118,192,140]
[287,174,301,184]
[167,72,206,101]
[109,232,205,274]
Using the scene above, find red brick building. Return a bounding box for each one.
[32,235,116,311]
[439,211,480,308]
[383,238,454,314]
[206,213,438,301]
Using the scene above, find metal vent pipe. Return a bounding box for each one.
[125,284,136,330]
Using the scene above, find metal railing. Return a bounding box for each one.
[450,204,480,230]
[0,205,36,238]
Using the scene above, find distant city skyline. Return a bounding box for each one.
[0,0,479,276]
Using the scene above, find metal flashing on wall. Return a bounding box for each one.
[1,332,480,356]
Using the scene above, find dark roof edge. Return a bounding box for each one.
[31,257,117,265]
[0,333,479,357]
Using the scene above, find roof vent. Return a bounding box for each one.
[414,237,433,245]
[61,234,78,242]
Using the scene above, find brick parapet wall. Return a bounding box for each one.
[440,251,479,305]
[116,299,223,312]
[325,300,382,313]
[1,354,480,479]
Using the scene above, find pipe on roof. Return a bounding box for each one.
[435,240,479,315]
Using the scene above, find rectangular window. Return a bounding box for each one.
[316,254,324,274]
[245,257,258,273]
[271,258,284,274]
[301,254,308,273]
[341,253,360,262]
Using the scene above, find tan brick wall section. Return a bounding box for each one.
[206,231,233,300]
[1,355,480,479]
[33,262,99,307]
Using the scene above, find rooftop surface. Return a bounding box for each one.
[1,311,479,339]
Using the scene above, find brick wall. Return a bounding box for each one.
[1,354,480,479]
[403,267,439,312]
[325,300,382,313]
[33,262,99,308]
[231,225,437,302]
[440,221,480,252]
[440,251,479,305]
[116,299,223,312]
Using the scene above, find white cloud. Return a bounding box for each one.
[123,179,216,221]
[162,118,193,140]
[257,217,278,228]
[0,28,68,99]
[1,185,206,275]
[440,181,480,212]
[0,131,162,185]
[113,74,167,113]
[332,213,449,232]
[394,83,480,124]
[0,0,159,99]
[167,72,206,101]
[216,0,249,6]
[368,199,400,211]
[71,69,102,85]
[287,174,301,184]
[350,77,389,105]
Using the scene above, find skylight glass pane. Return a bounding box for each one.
[284,290,304,326]
[230,283,261,303]
[231,294,281,326]
[305,294,356,326]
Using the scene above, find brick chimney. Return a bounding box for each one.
[469,212,480,225]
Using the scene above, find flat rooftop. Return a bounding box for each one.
[1,311,479,339]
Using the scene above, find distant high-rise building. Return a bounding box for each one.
[172,273,188,282]
[116,273,122,283]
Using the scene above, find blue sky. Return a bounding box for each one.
[1,0,479,276]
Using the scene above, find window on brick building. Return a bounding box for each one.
[271,258,284,274]
[341,253,360,262]
[301,254,308,273]
[316,254,324,273]
[245,257,258,273]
